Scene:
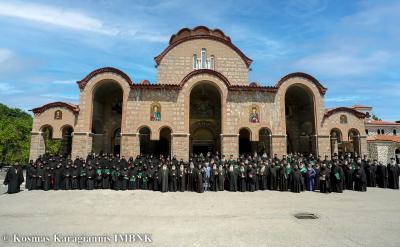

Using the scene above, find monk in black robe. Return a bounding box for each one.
[79,163,87,190]
[53,163,63,190]
[227,164,237,192]
[43,166,53,191]
[238,165,247,192]
[71,165,80,190]
[169,165,178,192]
[62,164,72,190]
[387,159,399,189]
[194,164,204,193]
[290,167,302,193]
[353,165,367,192]
[86,165,95,190]
[120,167,129,190]
[187,163,195,192]
[3,162,24,194]
[160,164,169,193]
[269,163,278,190]
[36,163,45,190]
[25,160,34,190]
[376,162,388,188]
[102,164,111,189]
[217,165,225,191]
[259,163,268,190]
[178,164,187,192]
[330,163,344,193]
[247,164,256,192]
[319,164,329,193]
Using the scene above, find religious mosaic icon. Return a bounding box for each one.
[150,103,161,121]
[249,106,259,123]
[54,110,62,120]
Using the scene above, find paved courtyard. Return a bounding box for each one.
[0,172,399,247]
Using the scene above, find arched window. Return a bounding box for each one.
[365,129,368,135]
[201,48,206,69]
[381,129,385,135]
[54,110,62,120]
[340,115,347,124]
[192,54,197,70]
[378,129,381,135]
[209,55,215,70]
[394,129,397,136]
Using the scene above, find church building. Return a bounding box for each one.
[29,26,368,161]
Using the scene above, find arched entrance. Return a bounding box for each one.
[285,85,316,155]
[61,125,73,157]
[258,128,272,157]
[155,127,172,157]
[41,125,62,155]
[91,80,123,154]
[348,129,361,155]
[330,128,343,156]
[189,82,221,155]
[111,128,121,155]
[239,128,252,155]
[139,127,151,155]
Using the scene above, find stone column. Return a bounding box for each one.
[71,132,93,158]
[360,135,368,158]
[120,133,139,158]
[171,133,190,161]
[29,131,45,161]
[271,135,286,157]
[221,134,239,159]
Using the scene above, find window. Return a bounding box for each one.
[201,48,206,69]
[394,129,397,136]
[340,115,347,124]
[381,129,385,135]
[192,54,197,69]
[365,129,369,135]
[209,55,215,69]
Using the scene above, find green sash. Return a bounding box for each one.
[96,169,102,176]
[334,172,340,180]
[300,167,307,173]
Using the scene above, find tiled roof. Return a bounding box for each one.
[367,120,400,126]
[367,135,400,143]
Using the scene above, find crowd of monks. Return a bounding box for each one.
[3,152,400,194]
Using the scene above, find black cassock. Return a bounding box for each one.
[63,166,72,190]
[160,167,169,193]
[247,167,256,192]
[376,165,388,188]
[387,164,400,189]
[259,166,268,191]
[291,170,302,193]
[86,168,95,190]
[43,167,53,191]
[353,167,367,192]
[194,167,204,193]
[269,165,278,190]
[169,168,178,192]
[343,166,354,190]
[228,167,237,192]
[3,166,24,194]
[279,167,288,192]
[238,170,246,192]
[217,168,225,191]
[319,167,329,193]
[178,168,186,192]
[53,166,63,190]
[330,165,344,193]
[71,167,80,190]
[187,168,195,192]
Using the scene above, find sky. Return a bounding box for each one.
[0,0,399,120]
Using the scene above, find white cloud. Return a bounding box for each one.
[294,50,392,76]
[0,83,23,94]
[0,2,118,35]
[325,95,368,103]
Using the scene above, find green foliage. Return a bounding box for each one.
[0,103,33,165]
[372,114,381,121]
[42,128,62,155]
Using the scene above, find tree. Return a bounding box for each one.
[0,103,33,165]
[372,114,381,121]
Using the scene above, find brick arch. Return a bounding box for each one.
[276,72,327,96]
[238,127,252,141]
[158,125,173,138]
[77,67,133,90]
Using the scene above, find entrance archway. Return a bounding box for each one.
[330,128,343,156]
[285,85,316,155]
[189,82,221,155]
[91,80,123,154]
[258,128,272,157]
[239,128,252,155]
[155,127,172,157]
[139,127,151,155]
[348,129,360,155]
[61,125,73,157]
